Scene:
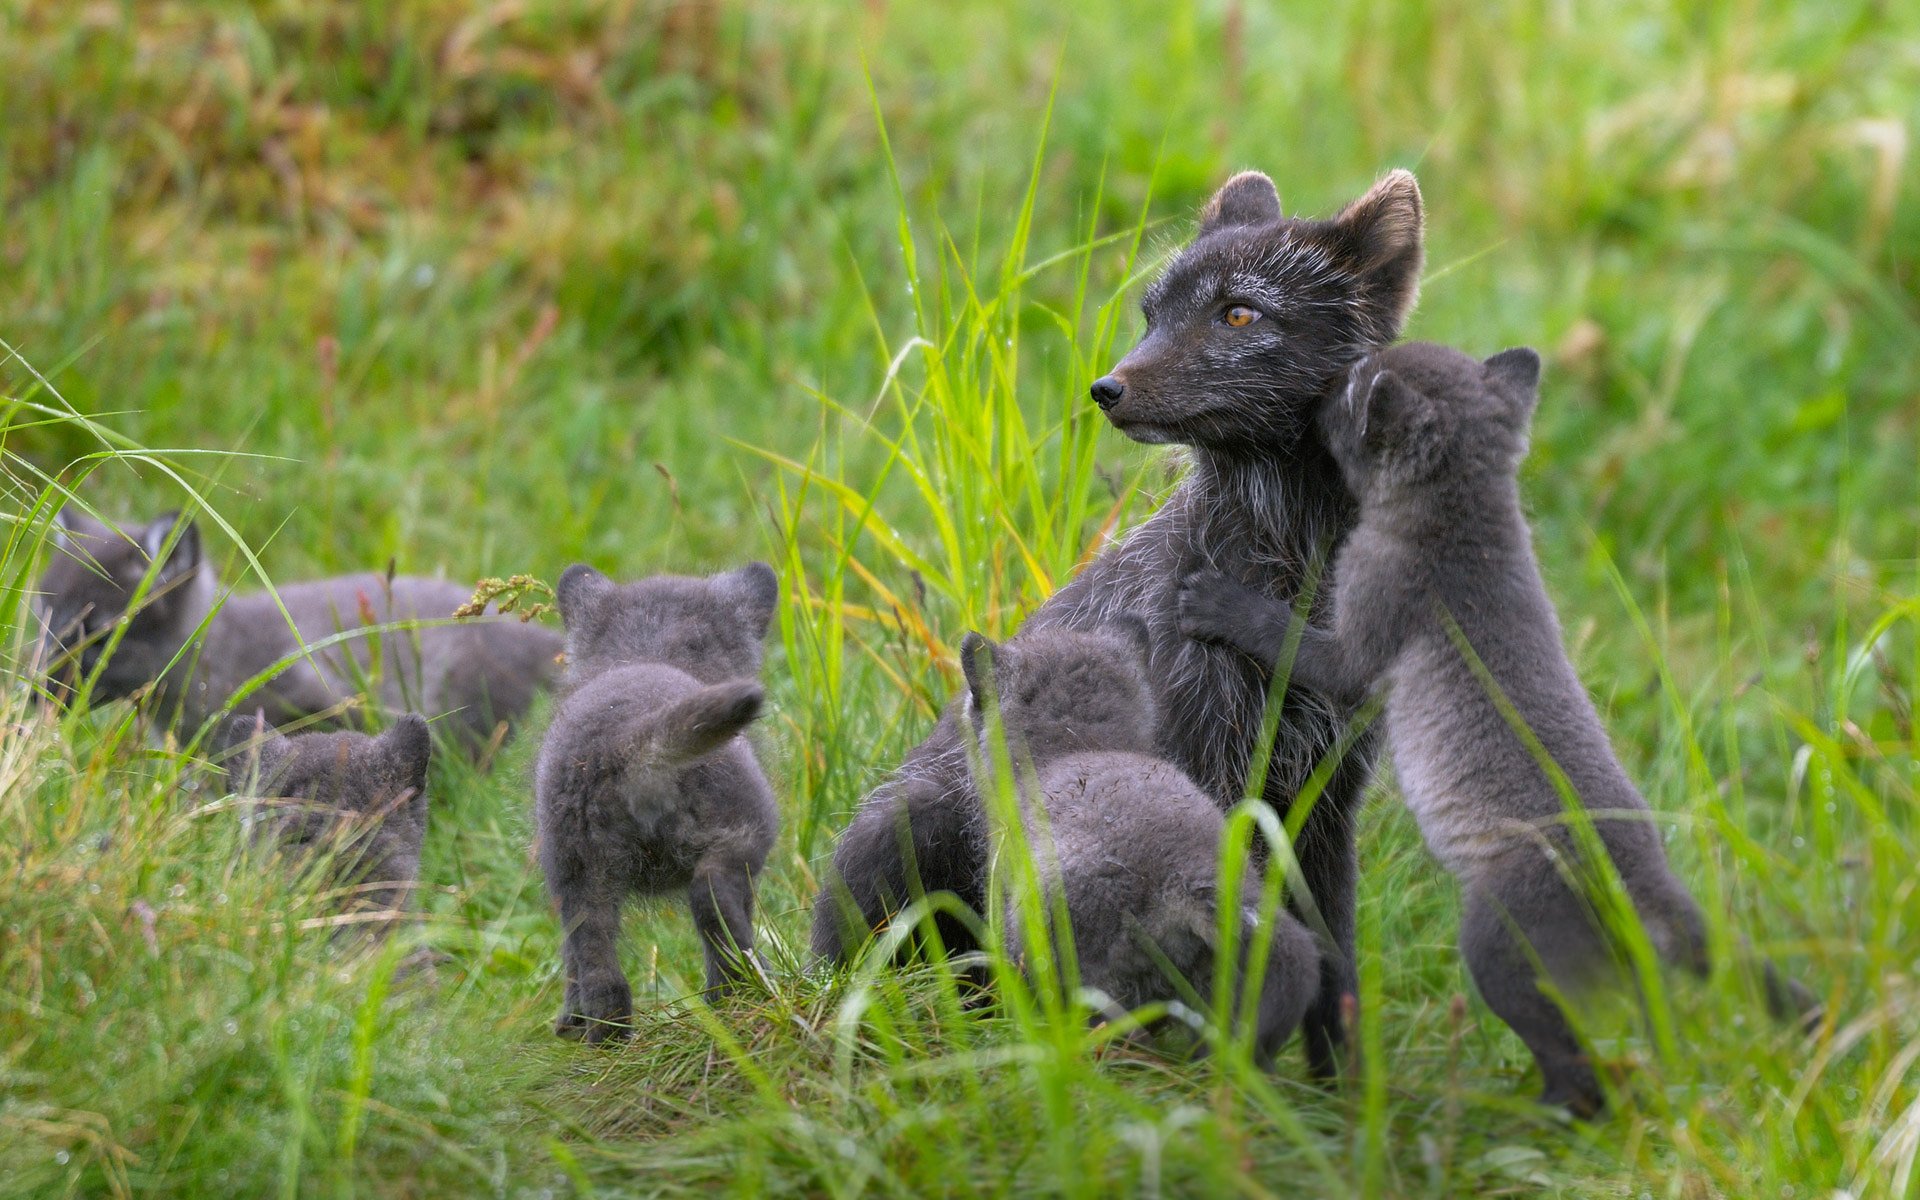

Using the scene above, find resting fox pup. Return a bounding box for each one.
[535,563,780,1043]
[960,624,1321,1065]
[1181,342,1709,1115]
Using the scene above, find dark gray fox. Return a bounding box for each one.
[222,711,434,926]
[813,168,1425,1077]
[960,623,1321,1064]
[535,562,780,1043]
[1178,341,1712,1114]
[32,508,561,754]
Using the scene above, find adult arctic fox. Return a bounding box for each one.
[1179,342,1709,1114]
[814,168,1425,1077]
[34,508,560,754]
[960,623,1320,1064]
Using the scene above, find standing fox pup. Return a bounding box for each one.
[536,562,780,1043]
[222,713,434,925]
[1180,342,1709,1114]
[960,624,1321,1065]
[34,508,561,754]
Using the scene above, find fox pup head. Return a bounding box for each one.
[1092,169,1425,454]
[554,561,778,685]
[34,509,212,707]
[959,620,1158,766]
[1321,341,1542,497]
[221,712,433,904]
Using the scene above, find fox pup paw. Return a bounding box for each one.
[1176,570,1274,650]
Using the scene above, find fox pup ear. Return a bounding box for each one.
[381,713,433,819]
[554,563,612,627]
[217,709,289,790]
[723,562,780,637]
[51,506,85,553]
[1330,169,1425,336]
[1199,170,1283,235]
[1483,347,1542,426]
[1106,613,1154,669]
[1360,370,1452,465]
[958,632,999,712]
[139,511,201,587]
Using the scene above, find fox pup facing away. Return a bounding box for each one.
[535,563,780,1043]
[222,712,434,926]
[814,168,1425,1079]
[959,624,1321,1065]
[33,508,561,755]
[1179,342,1712,1114]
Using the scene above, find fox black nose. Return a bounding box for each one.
[1090,375,1126,410]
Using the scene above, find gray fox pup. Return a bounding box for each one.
[34,508,561,754]
[959,623,1320,1065]
[535,562,780,1043]
[815,168,1425,1079]
[1179,341,1711,1114]
[222,711,434,926]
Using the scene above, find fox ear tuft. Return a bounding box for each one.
[958,632,997,712]
[1200,171,1283,235]
[383,714,433,815]
[1484,347,1542,426]
[140,511,201,585]
[1331,169,1425,337]
[554,563,612,626]
[725,561,780,636]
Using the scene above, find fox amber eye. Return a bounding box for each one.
[1223,304,1261,327]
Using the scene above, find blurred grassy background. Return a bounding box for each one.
[3,1,1918,1196]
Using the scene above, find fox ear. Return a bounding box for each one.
[139,511,201,586]
[1483,346,1542,421]
[1200,170,1283,235]
[1107,613,1154,668]
[1360,369,1451,462]
[218,709,289,789]
[554,563,612,627]
[959,632,998,712]
[382,714,433,819]
[723,562,780,637]
[1330,170,1425,337]
[51,506,82,553]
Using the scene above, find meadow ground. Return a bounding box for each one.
[2,1,1918,1196]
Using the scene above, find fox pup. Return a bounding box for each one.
[1180,341,1710,1114]
[34,508,560,754]
[960,623,1320,1065]
[535,563,780,1043]
[222,712,434,925]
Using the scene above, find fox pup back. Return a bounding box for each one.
[535,562,780,1043]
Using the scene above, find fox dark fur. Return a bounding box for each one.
[960,624,1320,1064]
[1179,341,1712,1114]
[33,509,561,754]
[812,168,1425,1077]
[222,712,434,924]
[535,563,780,1043]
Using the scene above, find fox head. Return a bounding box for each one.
[221,712,434,912]
[553,561,779,686]
[1092,169,1425,455]
[1321,341,1541,499]
[33,509,212,707]
[959,620,1158,767]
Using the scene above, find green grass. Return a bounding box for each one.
[3,0,1919,1195]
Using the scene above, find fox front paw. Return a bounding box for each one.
[1176,570,1272,649]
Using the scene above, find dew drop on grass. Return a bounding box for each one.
[217,893,229,905]
[1792,837,1806,848]
[169,883,186,898]
[55,1150,69,1165]
[88,883,100,895]
[412,263,437,289]
[224,1019,239,1036]
[1824,802,1837,814]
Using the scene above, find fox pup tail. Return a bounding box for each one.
[627,679,765,770]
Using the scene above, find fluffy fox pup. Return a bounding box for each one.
[1179,341,1710,1114]
[814,167,1426,1080]
[222,712,434,926]
[33,508,562,755]
[959,623,1321,1065]
[535,562,780,1043]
